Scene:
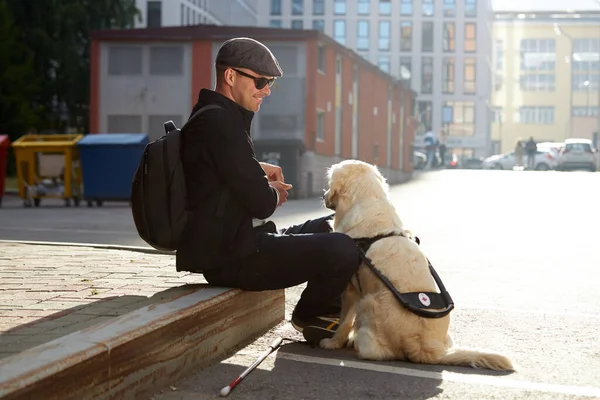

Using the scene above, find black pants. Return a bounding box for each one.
[203,214,360,319]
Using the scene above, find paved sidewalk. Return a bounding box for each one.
[0,242,284,399]
[0,242,205,360]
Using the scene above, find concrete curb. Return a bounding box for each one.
[0,286,285,400]
[0,239,174,256]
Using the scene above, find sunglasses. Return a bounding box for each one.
[232,68,275,90]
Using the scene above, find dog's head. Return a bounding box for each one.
[324,160,389,215]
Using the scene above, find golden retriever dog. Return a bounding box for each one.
[320,159,515,371]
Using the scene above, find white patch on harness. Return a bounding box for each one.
[418,293,431,306]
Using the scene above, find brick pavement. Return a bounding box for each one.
[0,242,207,360]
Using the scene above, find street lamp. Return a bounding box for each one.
[553,23,574,139]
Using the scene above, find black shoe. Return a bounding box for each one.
[291,313,339,345]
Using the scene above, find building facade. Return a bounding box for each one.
[258,0,494,157]
[492,11,600,154]
[133,0,258,27]
[89,26,416,198]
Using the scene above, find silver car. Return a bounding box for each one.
[557,139,598,172]
[482,148,558,171]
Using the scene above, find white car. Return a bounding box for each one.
[482,148,558,171]
[556,139,597,172]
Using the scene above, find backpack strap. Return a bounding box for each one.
[182,104,222,130]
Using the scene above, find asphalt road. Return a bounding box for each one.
[2,169,600,399]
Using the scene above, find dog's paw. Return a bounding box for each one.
[320,337,344,350]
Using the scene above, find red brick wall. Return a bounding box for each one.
[191,41,214,105]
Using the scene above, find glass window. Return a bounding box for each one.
[313,19,325,32]
[443,57,455,93]
[379,21,390,51]
[422,22,433,52]
[357,20,370,50]
[379,0,391,15]
[518,107,554,124]
[291,20,303,29]
[400,0,412,15]
[378,55,391,73]
[270,0,282,15]
[444,101,475,136]
[108,46,143,75]
[443,22,455,52]
[313,0,325,15]
[333,20,346,44]
[150,46,184,75]
[421,57,433,94]
[443,0,455,17]
[465,0,476,17]
[316,110,325,140]
[422,0,434,16]
[399,22,411,51]
[334,0,346,14]
[317,45,326,72]
[463,58,476,94]
[465,23,476,52]
[292,0,304,15]
[358,0,370,15]
[147,1,162,28]
[269,20,282,28]
[399,56,412,87]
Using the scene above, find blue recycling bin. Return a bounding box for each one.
[77,133,148,207]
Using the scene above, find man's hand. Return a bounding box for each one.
[260,162,284,182]
[269,181,293,207]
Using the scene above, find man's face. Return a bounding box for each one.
[230,67,273,112]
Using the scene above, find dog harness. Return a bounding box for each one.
[353,232,454,319]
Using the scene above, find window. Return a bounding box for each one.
[147,1,162,27]
[316,110,325,141]
[313,19,325,31]
[269,20,282,28]
[444,102,475,136]
[313,0,324,15]
[399,56,412,87]
[317,45,326,72]
[333,20,346,44]
[492,107,503,123]
[378,55,391,73]
[379,21,390,51]
[357,20,369,50]
[150,46,184,75]
[417,101,432,132]
[520,39,556,91]
[572,38,600,91]
[400,0,412,15]
[358,0,370,15]
[518,107,554,124]
[108,46,142,75]
[463,58,476,94]
[400,21,412,51]
[464,23,476,52]
[443,0,455,16]
[422,0,434,16]
[334,0,346,14]
[465,0,476,17]
[379,0,391,15]
[292,0,304,15]
[270,0,281,15]
[572,107,599,117]
[421,56,433,94]
[443,22,455,52]
[422,22,433,52]
[442,57,455,93]
[291,20,303,29]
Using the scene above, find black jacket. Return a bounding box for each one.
[176,89,279,272]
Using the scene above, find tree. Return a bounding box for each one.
[5,0,139,133]
[0,0,39,173]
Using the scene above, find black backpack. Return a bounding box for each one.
[131,105,221,251]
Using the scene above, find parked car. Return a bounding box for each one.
[482,148,557,170]
[537,142,563,159]
[460,157,484,169]
[556,138,598,172]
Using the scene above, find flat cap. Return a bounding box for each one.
[216,37,283,78]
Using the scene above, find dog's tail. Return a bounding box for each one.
[440,348,515,371]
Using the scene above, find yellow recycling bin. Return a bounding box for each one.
[11,134,84,207]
